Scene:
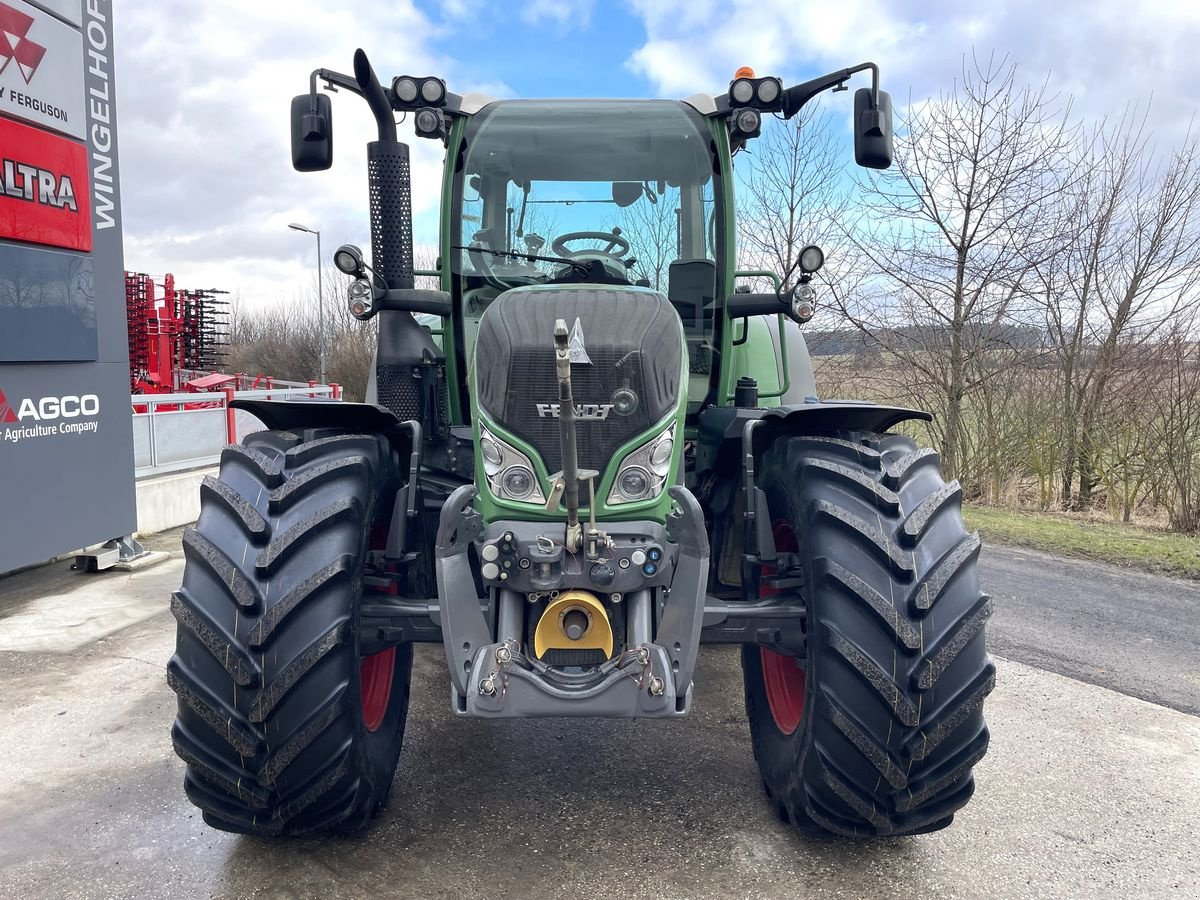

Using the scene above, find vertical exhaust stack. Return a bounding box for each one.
[554,319,583,550]
[352,49,441,428]
[353,49,413,292]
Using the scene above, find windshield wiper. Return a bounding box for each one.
[451,244,590,277]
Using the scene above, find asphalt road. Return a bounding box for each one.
[981,545,1200,715]
[0,543,1197,898]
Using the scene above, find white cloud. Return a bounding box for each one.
[624,0,1200,144]
[115,0,458,309]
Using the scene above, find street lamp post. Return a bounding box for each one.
[288,222,325,385]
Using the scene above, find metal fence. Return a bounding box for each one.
[132,385,340,478]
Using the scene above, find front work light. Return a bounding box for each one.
[756,77,781,105]
[733,107,762,139]
[420,77,446,104]
[414,107,446,140]
[333,244,364,276]
[392,76,419,104]
[393,75,448,109]
[728,70,784,111]
[731,78,755,105]
[799,244,825,273]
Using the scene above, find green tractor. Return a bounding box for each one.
[168,50,993,838]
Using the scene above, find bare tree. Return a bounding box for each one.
[1035,111,1200,507]
[620,192,678,290]
[737,103,844,289]
[832,55,1079,483]
[1145,324,1200,532]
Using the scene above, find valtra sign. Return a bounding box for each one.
[0,114,90,250]
[0,0,84,139]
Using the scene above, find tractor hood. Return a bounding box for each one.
[474,285,684,477]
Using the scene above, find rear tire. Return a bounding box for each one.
[742,431,994,836]
[168,429,413,836]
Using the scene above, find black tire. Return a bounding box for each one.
[168,429,413,836]
[742,432,994,836]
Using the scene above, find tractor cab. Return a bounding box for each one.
[449,98,723,410]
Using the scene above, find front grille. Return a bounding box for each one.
[501,347,655,474]
[474,288,683,477]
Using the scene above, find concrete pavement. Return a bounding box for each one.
[0,554,1197,899]
[982,544,1200,715]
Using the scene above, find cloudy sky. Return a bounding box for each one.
[114,0,1200,307]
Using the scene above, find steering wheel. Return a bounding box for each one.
[551,230,632,262]
[468,241,542,293]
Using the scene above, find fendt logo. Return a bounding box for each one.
[0,2,46,85]
[0,388,101,444]
[535,402,615,421]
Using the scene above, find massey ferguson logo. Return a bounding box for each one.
[0,2,46,85]
[1,388,100,443]
[536,402,615,421]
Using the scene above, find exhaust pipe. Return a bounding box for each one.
[353,49,414,292]
[554,319,582,550]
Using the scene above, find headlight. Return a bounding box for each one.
[480,435,503,470]
[608,423,676,505]
[792,282,816,323]
[617,467,652,500]
[501,466,536,500]
[347,278,373,319]
[479,423,546,503]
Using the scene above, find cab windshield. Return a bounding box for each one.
[453,99,720,303]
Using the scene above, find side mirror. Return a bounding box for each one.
[291,93,333,172]
[853,87,893,170]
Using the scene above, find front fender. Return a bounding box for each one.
[697,400,931,470]
[230,399,418,461]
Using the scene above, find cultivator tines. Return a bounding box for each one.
[178,287,230,372]
[125,272,154,391]
[125,272,232,393]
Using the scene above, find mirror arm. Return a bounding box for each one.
[310,67,364,100]
[781,62,879,119]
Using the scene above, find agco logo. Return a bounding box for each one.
[1,388,100,443]
[0,2,47,85]
[0,388,98,421]
[535,402,615,421]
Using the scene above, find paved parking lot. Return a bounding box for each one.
[0,555,1197,899]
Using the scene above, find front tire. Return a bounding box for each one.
[742,432,994,836]
[168,429,413,836]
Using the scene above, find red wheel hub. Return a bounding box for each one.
[760,520,807,735]
[360,647,396,733]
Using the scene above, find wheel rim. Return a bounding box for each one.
[360,647,396,733]
[360,509,399,734]
[760,520,807,735]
